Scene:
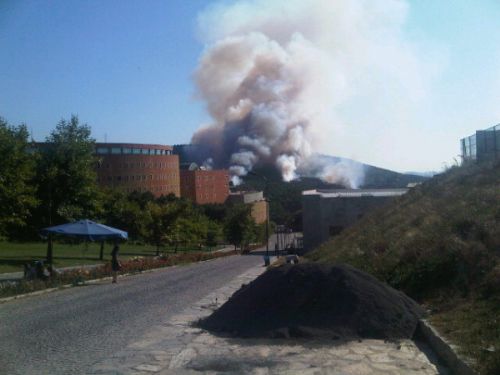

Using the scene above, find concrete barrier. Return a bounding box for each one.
[416,319,477,375]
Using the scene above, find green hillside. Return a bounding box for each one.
[307,161,500,374]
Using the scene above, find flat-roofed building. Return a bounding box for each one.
[180,164,229,204]
[95,143,180,197]
[227,191,268,224]
[302,188,408,251]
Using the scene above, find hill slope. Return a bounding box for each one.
[307,161,500,374]
[303,154,427,188]
[237,156,427,228]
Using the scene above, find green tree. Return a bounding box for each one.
[205,221,222,250]
[0,118,38,237]
[145,200,180,255]
[34,115,100,226]
[101,189,151,240]
[224,204,257,251]
[166,203,209,251]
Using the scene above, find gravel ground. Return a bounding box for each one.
[0,254,263,375]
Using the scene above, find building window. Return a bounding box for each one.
[123,147,132,154]
[111,147,121,154]
[96,147,109,155]
[141,148,149,155]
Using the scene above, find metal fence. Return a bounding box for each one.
[461,124,500,162]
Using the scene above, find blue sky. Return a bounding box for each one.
[1,0,499,172]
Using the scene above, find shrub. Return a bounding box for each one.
[0,250,237,299]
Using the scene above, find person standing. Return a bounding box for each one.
[111,243,121,283]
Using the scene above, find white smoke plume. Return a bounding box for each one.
[191,0,421,187]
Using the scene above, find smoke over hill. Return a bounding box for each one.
[191,0,423,187]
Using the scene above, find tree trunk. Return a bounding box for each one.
[46,235,53,265]
[99,241,104,260]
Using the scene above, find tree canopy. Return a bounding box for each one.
[224,204,257,251]
[0,114,266,252]
[0,118,37,237]
[34,115,100,227]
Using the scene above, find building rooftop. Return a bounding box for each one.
[95,142,173,149]
[302,188,409,198]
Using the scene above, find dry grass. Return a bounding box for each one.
[307,161,500,375]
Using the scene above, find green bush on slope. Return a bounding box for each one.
[307,161,500,374]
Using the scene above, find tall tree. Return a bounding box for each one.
[224,204,257,251]
[0,118,37,237]
[100,189,151,240]
[34,115,100,226]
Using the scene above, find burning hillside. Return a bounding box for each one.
[190,0,427,187]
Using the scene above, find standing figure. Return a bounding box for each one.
[111,243,121,283]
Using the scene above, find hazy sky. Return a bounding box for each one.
[1,0,499,172]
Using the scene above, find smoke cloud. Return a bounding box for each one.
[191,0,421,187]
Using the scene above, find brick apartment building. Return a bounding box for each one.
[95,143,180,197]
[180,164,230,204]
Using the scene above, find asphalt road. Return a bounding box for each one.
[0,254,264,375]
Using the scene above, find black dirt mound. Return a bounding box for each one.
[199,263,425,339]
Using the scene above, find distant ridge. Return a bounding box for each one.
[298,154,428,188]
[237,154,428,228]
[405,171,438,177]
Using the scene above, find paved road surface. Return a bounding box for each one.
[0,254,263,375]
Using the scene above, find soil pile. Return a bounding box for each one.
[199,263,424,339]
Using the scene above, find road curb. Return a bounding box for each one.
[0,254,236,305]
[416,319,477,375]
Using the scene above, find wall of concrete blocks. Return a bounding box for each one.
[302,194,398,251]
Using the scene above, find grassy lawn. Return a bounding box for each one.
[0,241,224,274]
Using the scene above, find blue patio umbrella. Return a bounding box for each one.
[41,220,128,265]
[41,219,128,241]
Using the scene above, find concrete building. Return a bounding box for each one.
[95,143,180,197]
[179,164,230,205]
[461,124,500,162]
[227,191,268,224]
[302,188,408,251]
